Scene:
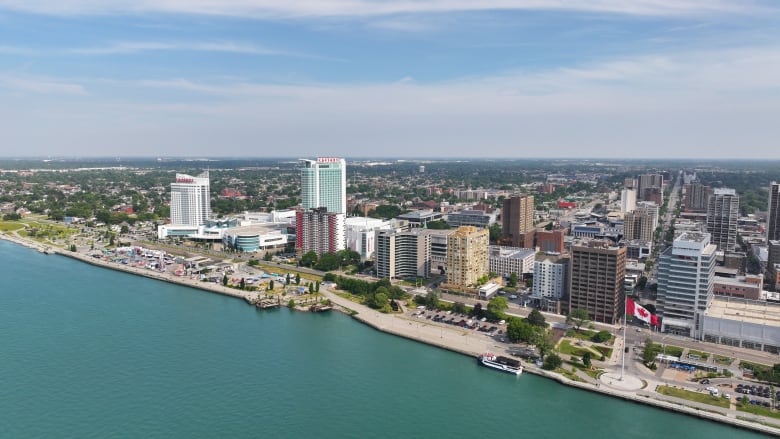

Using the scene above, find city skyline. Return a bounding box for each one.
[1,1,779,158]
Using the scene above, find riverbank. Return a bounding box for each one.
[2,233,778,436]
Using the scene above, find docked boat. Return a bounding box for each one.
[478,352,523,375]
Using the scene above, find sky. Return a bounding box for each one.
[0,1,779,159]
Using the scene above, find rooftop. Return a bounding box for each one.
[677,231,709,243]
[707,297,780,327]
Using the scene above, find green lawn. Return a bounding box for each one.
[657,385,730,408]
[593,345,613,359]
[559,339,602,358]
[737,402,780,419]
[687,349,709,361]
[714,355,732,365]
[661,345,684,357]
[0,221,25,231]
[555,367,585,382]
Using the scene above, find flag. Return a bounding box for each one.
[626,297,659,327]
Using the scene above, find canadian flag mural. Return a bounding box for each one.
[626,297,659,327]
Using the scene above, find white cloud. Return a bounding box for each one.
[0,0,770,18]
[70,41,287,56]
[3,45,780,158]
[0,74,86,95]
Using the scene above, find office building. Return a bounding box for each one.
[536,228,565,254]
[706,188,739,252]
[375,228,431,280]
[295,208,346,257]
[568,239,626,324]
[425,229,455,275]
[446,226,489,289]
[623,201,659,242]
[396,209,443,228]
[446,209,495,228]
[501,195,534,247]
[657,232,717,338]
[488,246,536,278]
[683,182,712,212]
[169,171,211,227]
[637,174,663,203]
[300,158,347,214]
[768,182,780,242]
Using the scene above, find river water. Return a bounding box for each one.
[0,240,763,438]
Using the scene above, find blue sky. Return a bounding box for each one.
[0,1,778,158]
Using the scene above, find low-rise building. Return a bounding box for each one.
[489,245,536,278]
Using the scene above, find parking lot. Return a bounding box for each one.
[408,307,508,341]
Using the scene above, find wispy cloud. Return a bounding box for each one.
[0,73,86,95]
[0,0,771,18]
[70,41,293,56]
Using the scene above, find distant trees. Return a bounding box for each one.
[2,213,21,221]
[426,220,450,230]
[300,251,317,268]
[368,205,404,219]
[507,272,519,288]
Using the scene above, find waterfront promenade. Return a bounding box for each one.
[2,231,780,436]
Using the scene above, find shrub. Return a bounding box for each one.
[543,353,563,370]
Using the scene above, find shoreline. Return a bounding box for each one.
[2,234,778,436]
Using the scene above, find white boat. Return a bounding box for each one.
[479,352,523,375]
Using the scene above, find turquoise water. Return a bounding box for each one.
[0,240,765,438]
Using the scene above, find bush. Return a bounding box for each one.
[543,353,563,370]
[591,330,612,343]
[288,299,295,308]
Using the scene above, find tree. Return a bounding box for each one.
[526,309,546,327]
[374,290,390,311]
[239,278,246,290]
[263,252,273,261]
[643,338,658,365]
[423,290,440,309]
[591,330,611,343]
[452,302,468,315]
[637,276,648,290]
[315,252,340,271]
[533,329,555,361]
[295,273,301,285]
[582,352,592,368]
[486,296,509,320]
[567,308,590,332]
[472,302,484,319]
[69,244,77,252]
[508,272,519,288]
[288,299,296,308]
[542,353,562,370]
[488,223,501,243]
[286,273,291,284]
[222,274,228,286]
[300,251,318,268]
[315,280,320,292]
[506,317,536,343]
[268,280,274,291]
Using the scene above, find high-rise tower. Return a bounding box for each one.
[300,158,347,214]
[706,188,739,252]
[170,171,211,226]
[768,182,780,243]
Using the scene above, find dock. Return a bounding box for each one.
[309,304,333,313]
[256,298,280,309]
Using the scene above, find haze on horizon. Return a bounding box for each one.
[0,1,778,159]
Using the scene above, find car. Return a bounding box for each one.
[499,320,506,325]
[510,295,518,299]
[701,379,710,384]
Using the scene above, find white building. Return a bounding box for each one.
[375,228,431,280]
[170,171,210,227]
[532,256,569,300]
[657,232,717,338]
[620,188,637,214]
[345,216,392,261]
[300,158,346,214]
[488,245,536,277]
